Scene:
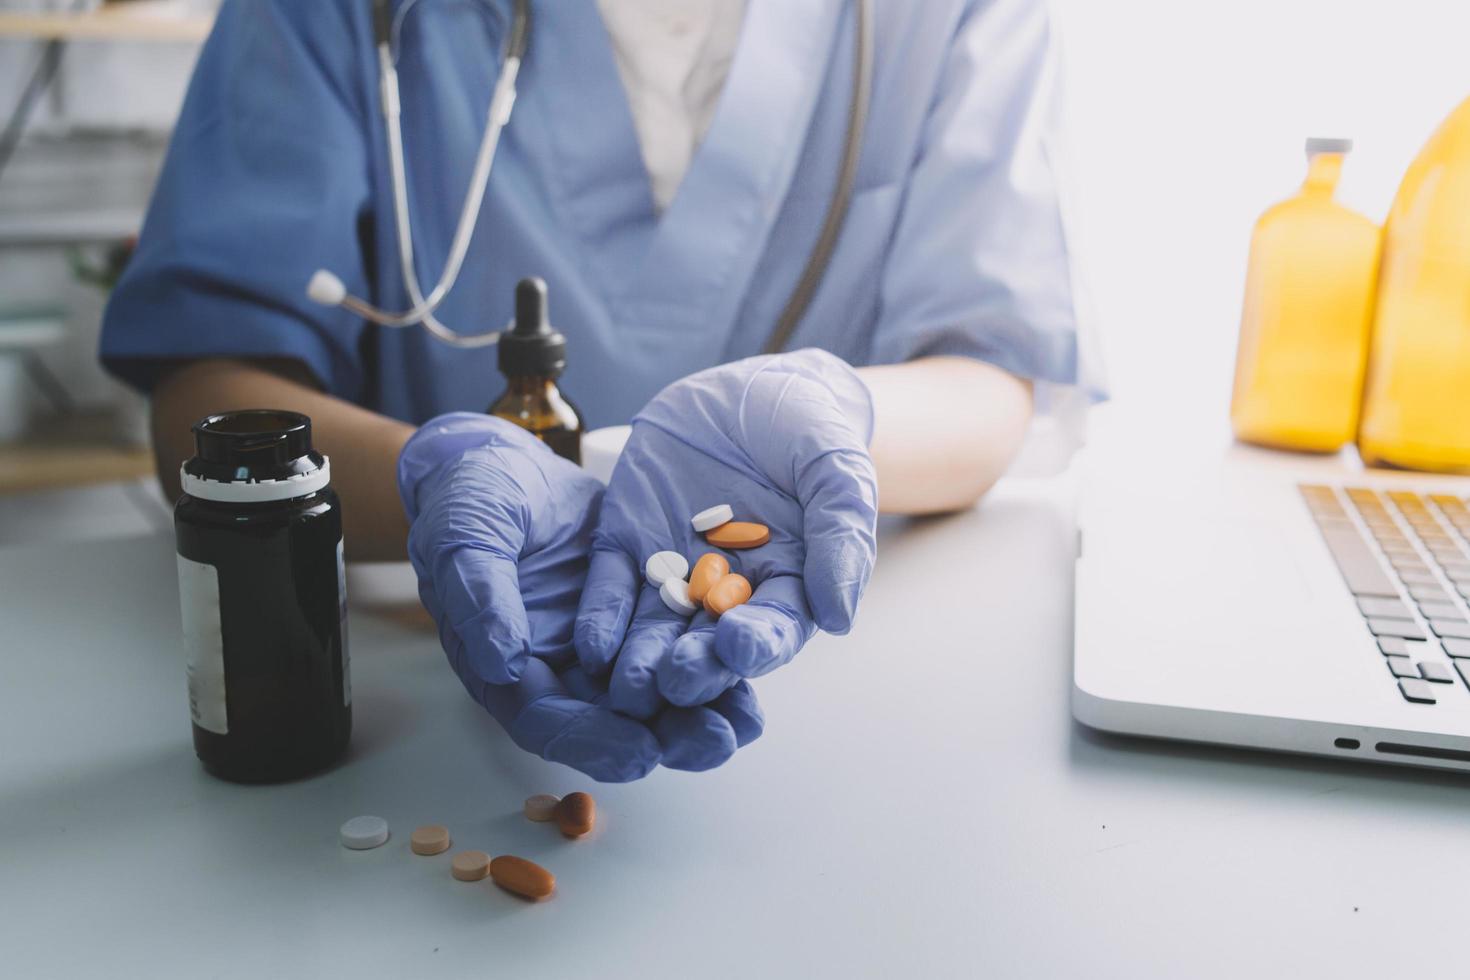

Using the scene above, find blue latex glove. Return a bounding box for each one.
[574,350,879,769]
[399,413,690,782]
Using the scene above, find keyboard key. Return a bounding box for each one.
[1379,637,1434,657]
[1441,638,1470,658]
[1319,528,1399,598]
[1399,678,1438,704]
[1391,556,1430,574]
[1408,582,1451,603]
[1387,657,1421,678]
[1456,661,1470,688]
[1420,661,1455,683]
[1429,618,1470,639]
[1440,562,1470,577]
[1358,597,1412,618]
[1418,599,1462,619]
[1378,539,1417,554]
[1367,617,1427,639]
[1400,570,1441,586]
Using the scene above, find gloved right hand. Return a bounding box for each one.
[398,413,664,782]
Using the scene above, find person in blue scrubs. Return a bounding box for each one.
[102,0,1100,780]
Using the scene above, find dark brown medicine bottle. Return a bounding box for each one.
[487,277,583,463]
[173,410,351,783]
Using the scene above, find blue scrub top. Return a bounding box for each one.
[101,0,1101,429]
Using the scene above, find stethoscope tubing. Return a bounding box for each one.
[312,0,871,354]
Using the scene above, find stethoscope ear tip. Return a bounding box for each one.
[307,269,347,307]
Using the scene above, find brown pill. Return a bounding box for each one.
[703,573,752,617]
[705,521,770,549]
[490,855,556,901]
[409,824,451,856]
[450,850,491,881]
[686,553,731,604]
[555,791,596,839]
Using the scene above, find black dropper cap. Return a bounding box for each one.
[498,277,567,379]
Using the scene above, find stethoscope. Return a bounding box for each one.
[308,0,872,354]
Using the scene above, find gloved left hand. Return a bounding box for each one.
[574,349,879,770]
[398,413,669,782]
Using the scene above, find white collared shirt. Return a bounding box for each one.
[595,0,748,212]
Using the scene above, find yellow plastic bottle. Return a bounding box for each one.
[1358,97,1470,472]
[1231,138,1380,452]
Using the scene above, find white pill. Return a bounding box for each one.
[659,577,700,616]
[524,794,561,822]
[645,550,689,588]
[339,815,390,850]
[691,504,734,533]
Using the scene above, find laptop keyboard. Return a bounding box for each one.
[1302,485,1470,705]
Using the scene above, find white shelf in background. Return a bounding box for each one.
[0,207,143,245]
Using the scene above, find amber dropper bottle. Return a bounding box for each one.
[487,277,583,464]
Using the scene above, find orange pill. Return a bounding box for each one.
[409,825,451,856]
[705,521,770,549]
[555,792,596,839]
[687,553,731,604]
[490,855,556,901]
[450,850,491,881]
[703,573,752,617]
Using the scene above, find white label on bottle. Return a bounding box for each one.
[337,537,351,706]
[176,554,227,735]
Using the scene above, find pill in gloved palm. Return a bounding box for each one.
[687,552,730,603]
[659,577,700,616]
[339,815,390,850]
[555,791,597,839]
[490,855,556,900]
[523,794,561,822]
[451,850,492,881]
[690,504,734,532]
[410,824,452,856]
[644,550,689,588]
[705,521,770,549]
[703,572,753,617]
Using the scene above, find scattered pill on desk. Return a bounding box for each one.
[703,572,753,617]
[490,855,556,900]
[450,850,492,882]
[659,577,700,616]
[687,552,730,604]
[644,550,689,588]
[523,794,561,822]
[705,521,770,549]
[556,792,597,839]
[690,503,734,533]
[410,824,452,856]
[339,815,390,850]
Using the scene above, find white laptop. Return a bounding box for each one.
[1073,422,1470,774]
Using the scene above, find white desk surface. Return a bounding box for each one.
[3,472,1469,979]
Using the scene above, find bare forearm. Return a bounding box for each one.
[858,356,1033,514]
[150,359,413,561]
